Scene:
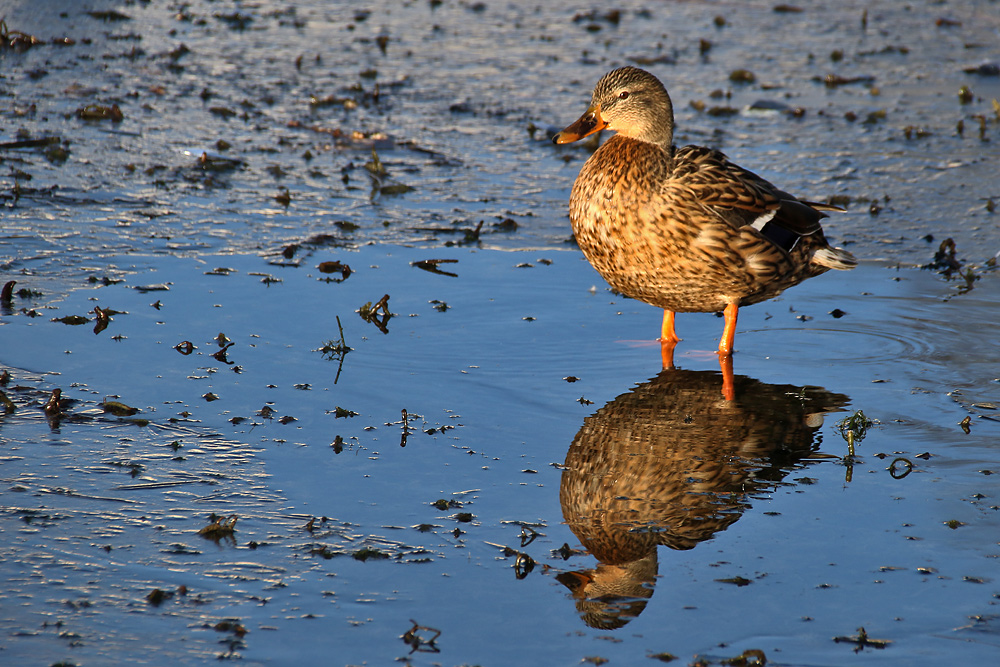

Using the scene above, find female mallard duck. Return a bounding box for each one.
[554,66,856,356]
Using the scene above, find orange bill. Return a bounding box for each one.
[552,104,607,144]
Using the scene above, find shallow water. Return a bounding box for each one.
[2,247,999,666]
[2,1,1000,665]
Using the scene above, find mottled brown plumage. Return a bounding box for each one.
[558,368,849,628]
[554,66,856,355]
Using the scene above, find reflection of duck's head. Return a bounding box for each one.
[557,367,849,627]
[556,553,656,630]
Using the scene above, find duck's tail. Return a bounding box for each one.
[812,246,857,270]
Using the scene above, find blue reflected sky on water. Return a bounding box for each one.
[2,246,999,665]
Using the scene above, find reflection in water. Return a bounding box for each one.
[558,368,849,629]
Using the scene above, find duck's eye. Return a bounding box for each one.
[618,91,630,100]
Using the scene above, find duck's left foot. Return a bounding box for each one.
[718,302,739,356]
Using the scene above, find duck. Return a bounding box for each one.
[553,66,856,359]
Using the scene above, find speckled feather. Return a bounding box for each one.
[563,67,856,315]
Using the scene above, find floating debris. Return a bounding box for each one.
[358,294,392,333]
[823,73,876,88]
[133,283,171,293]
[922,238,981,296]
[960,415,972,434]
[0,136,62,150]
[903,125,931,140]
[0,390,15,414]
[146,588,173,606]
[715,576,753,586]
[963,62,1000,77]
[317,316,352,383]
[102,400,139,416]
[401,619,441,654]
[0,20,43,51]
[922,237,963,275]
[42,388,67,416]
[514,552,535,579]
[706,105,739,117]
[518,524,540,547]
[833,626,891,652]
[362,146,414,199]
[887,457,913,479]
[52,315,90,325]
[729,69,756,84]
[720,648,767,665]
[88,10,131,22]
[93,305,111,334]
[209,106,238,119]
[412,258,459,277]
[76,104,124,122]
[198,514,238,540]
[317,260,352,281]
[353,546,389,561]
[0,280,15,305]
[214,619,247,637]
[212,342,235,364]
[385,408,417,447]
[836,410,876,456]
[431,498,462,511]
[194,151,243,172]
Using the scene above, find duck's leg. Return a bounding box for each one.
[660,309,679,343]
[718,353,735,401]
[659,309,681,369]
[719,301,738,356]
[660,338,677,369]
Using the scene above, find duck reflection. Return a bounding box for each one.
[557,367,849,629]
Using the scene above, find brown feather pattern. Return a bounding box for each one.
[559,67,856,317]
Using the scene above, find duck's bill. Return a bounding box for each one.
[552,106,606,144]
[554,569,594,594]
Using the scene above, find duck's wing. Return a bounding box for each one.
[670,145,838,242]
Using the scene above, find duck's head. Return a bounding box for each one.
[553,66,674,148]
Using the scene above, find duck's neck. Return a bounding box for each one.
[639,123,674,149]
[627,99,675,148]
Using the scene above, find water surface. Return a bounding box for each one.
[2,1,999,665]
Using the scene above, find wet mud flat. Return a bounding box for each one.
[1,0,999,282]
[1,246,999,666]
[1,0,999,665]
